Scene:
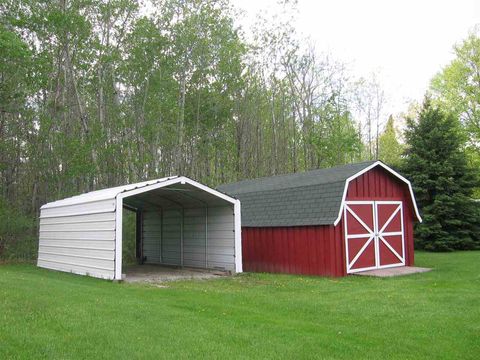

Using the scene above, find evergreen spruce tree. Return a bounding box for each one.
[403,100,480,251]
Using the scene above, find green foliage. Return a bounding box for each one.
[430,30,480,196]
[0,24,32,112]
[0,252,479,358]
[466,147,480,198]
[431,30,480,148]
[0,0,369,259]
[402,100,480,251]
[378,115,404,167]
[0,197,36,260]
[122,209,137,265]
[313,111,364,167]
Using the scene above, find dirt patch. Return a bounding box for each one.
[123,264,229,284]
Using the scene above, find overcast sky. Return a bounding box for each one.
[234,0,480,115]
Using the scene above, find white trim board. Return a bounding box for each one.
[234,200,243,273]
[333,161,422,226]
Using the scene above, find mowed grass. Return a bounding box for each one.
[0,252,479,359]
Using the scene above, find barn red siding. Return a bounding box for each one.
[345,166,415,266]
[240,165,417,277]
[242,225,346,277]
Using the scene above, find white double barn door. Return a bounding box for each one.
[344,201,405,273]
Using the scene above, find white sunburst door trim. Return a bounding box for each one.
[344,200,405,274]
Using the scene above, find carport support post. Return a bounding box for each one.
[115,196,123,280]
[180,207,184,267]
[205,206,208,268]
[136,210,143,264]
[234,200,243,273]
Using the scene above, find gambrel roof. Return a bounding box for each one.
[218,161,421,227]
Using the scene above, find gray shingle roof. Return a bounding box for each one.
[217,161,377,227]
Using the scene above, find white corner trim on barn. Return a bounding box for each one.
[38,176,242,280]
[333,161,422,226]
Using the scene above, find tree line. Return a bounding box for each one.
[0,0,478,257]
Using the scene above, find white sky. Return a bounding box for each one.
[234,0,480,115]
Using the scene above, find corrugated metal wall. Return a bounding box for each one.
[183,208,207,268]
[206,206,235,271]
[142,210,161,264]
[161,209,182,265]
[141,205,235,271]
[37,199,116,279]
[242,225,345,276]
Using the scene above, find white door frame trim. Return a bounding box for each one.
[344,200,405,274]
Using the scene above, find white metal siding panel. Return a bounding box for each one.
[183,208,206,268]
[40,221,115,232]
[40,199,115,218]
[162,209,181,265]
[207,206,235,271]
[39,239,115,250]
[37,207,116,279]
[142,210,162,264]
[37,259,114,279]
[39,212,115,224]
[39,231,114,240]
[39,246,113,259]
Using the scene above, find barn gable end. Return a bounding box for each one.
[342,166,417,272]
[333,161,421,225]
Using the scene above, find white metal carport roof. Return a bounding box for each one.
[41,177,179,210]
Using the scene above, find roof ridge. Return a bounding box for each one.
[227,179,348,196]
[218,160,377,193]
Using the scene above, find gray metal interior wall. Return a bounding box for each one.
[183,207,207,268]
[141,205,235,271]
[142,210,161,264]
[206,206,235,271]
[161,209,182,265]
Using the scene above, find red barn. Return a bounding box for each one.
[218,161,422,276]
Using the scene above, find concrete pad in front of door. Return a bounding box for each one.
[354,266,431,277]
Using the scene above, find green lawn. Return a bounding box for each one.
[0,252,479,359]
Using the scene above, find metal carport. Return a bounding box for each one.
[38,177,242,280]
